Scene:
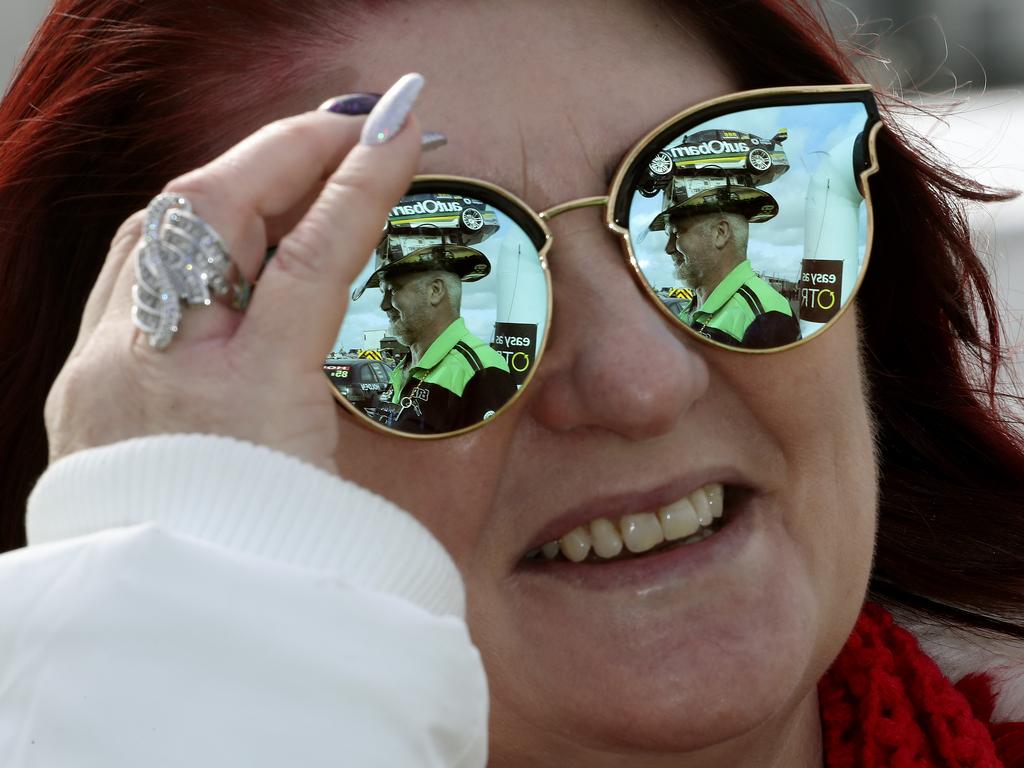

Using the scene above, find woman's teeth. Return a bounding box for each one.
[527,483,725,564]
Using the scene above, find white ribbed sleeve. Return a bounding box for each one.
[0,435,488,768]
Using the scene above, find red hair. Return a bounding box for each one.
[688,0,1024,636]
[0,0,356,548]
[1,1,1022,639]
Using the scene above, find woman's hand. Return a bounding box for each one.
[45,76,426,475]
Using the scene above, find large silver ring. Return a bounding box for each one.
[130,193,252,349]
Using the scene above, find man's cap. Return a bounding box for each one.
[351,243,491,301]
[648,185,780,231]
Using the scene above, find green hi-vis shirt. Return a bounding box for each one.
[680,260,800,349]
[381,318,517,434]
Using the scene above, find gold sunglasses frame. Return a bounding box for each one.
[333,84,884,439]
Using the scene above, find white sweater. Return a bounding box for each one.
[0,434,489,768]
[3,435,1022,768]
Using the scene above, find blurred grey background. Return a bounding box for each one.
[2,0,1022,372]
[822,0,1024,379]
[825,0,1024,90]
[2,1,48,90]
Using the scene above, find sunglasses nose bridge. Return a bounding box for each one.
[539,196,609,221]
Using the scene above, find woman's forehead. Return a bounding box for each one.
[338,0,737,208]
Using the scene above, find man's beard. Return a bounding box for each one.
[388,305,428,346]
[673,250,694,285]
[388,316,413,345]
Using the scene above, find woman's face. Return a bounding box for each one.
[306,0,878,763]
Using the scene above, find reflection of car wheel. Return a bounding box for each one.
[747,148,772,172]
[460,208,484,231]
[648,151,673,176]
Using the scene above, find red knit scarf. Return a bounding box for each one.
[819,603,1017,767]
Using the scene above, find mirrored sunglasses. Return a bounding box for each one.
[326,85,883,438]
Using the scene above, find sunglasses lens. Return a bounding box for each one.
[623,99,874,350]
[327,184,549,436]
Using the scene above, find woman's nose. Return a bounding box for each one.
[526,218,710,440]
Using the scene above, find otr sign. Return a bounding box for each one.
[492,322,537,387]
[799,259,843,324]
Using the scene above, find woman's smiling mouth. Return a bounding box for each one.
[521,482,735,564]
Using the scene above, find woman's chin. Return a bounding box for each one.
[479,505,845,756]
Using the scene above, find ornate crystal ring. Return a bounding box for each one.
[130,193,251,349]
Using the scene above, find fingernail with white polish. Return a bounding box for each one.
[360,73,425,145]
[421,131,447,152]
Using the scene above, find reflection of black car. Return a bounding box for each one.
[323,357,392,415]
[382,193,500,262]
[638,128,790,197]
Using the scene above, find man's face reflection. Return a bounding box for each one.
[665,217,705,286]
[380,273,430,346]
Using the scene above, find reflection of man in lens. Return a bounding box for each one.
[353,244,516,434]
[653,186,800,349]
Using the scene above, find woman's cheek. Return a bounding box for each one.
[332,410,515,562]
